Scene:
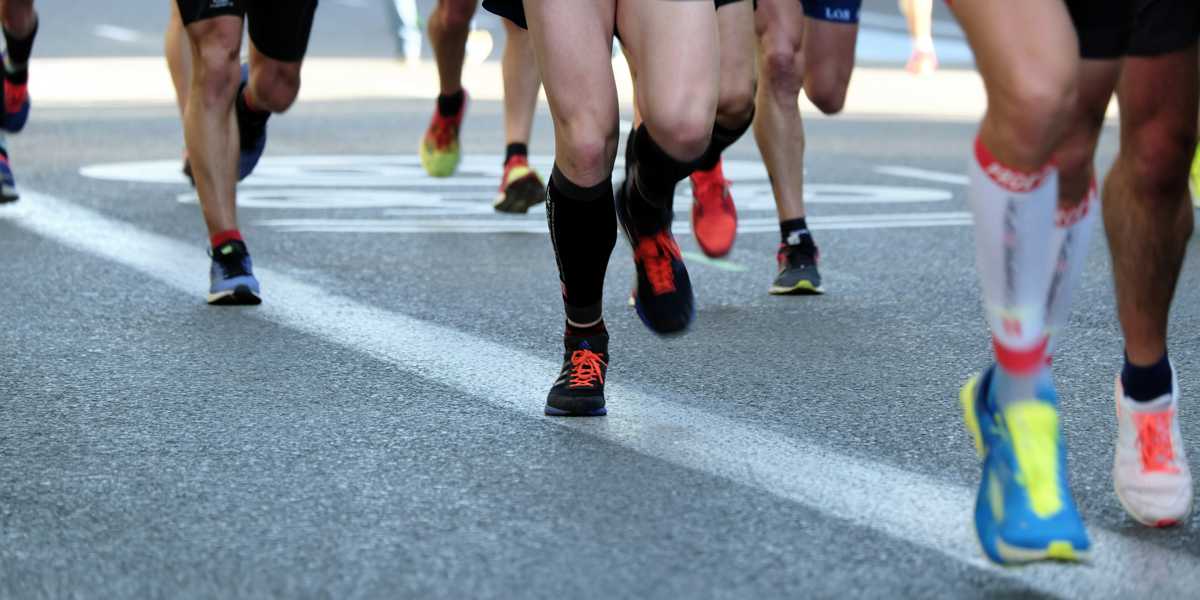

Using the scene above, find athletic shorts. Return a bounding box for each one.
[484,0,861,30]
[176,0,319,62]
[1067,0,1199,58]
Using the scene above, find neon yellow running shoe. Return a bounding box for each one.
[1190,144,1200,209]
[419,91,467,178]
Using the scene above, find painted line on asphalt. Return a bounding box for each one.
[681,251,747,273]
[876,165,970,186]
[7,189,1199,598]
[93,24,144,45]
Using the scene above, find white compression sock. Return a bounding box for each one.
[1045,178,1099,358]
[968,136,1064,405]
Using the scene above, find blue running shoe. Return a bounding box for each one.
[235,64,267,181]
[208,240,262,306]
[614,179,694,335]
[0,153,18,203]
[1,61,30,134]
[960,367,1091,564]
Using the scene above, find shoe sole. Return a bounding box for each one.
[544,405,608,417]
[493,176,545,214]
[768,280,825,296]
[207,285,262,306]
[545,395,607,417]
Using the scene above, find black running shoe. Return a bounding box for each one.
[615,180,694,334]
[546,331,608,416]
[769,241,824,295]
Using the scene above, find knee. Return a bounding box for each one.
[803,70,849,115]
[555,119,618,185]
[194,40,242,109]
[1127,122,1197,204]
[435,0,474,31]
[250,64,301,113]
[759,45,803,101]
[644,106,714,161]
[991,74,1078,167]
[717,77,756,126]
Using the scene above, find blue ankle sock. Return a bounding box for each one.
[1121,352,1172,402]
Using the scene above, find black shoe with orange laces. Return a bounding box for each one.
[546,330,609,416]
[615,179,694,335]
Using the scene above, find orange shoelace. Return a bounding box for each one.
[568,349,606,388]
[635,231,681,295]
[1135,410,1180,474]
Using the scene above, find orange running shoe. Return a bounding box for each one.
[419,91,468,177]
[689,158,737,258]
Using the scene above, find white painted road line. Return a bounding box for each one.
[7,190,1199,598]
[877,165,970,186]
[93,24,144,45]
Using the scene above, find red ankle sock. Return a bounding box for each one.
[210,229,243,248]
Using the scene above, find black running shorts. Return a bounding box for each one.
[176,0,319,62]
[1068,0,1199,59]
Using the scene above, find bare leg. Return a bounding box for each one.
[501,19,541,147]
[1104,47,1199,366]
[428,0,476,95]
[753,0,807,221]
[165,2,192,119]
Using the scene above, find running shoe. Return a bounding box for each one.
[235,64,267,181]
[906,49,938,76]
[690,158,737,258]
[207,240,262,306]
[419,90,468,178]
[615,179,694,335]
[0,153,18,203]
[770,241,823,295]
[961,368,1091,565]
[1190,145,1200,209]
[1,57,29,133]
[546,330,609,416]
[493,155,545,214]
[1113,367,1193,527]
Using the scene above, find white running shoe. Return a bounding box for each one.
[1113,367,1193,527]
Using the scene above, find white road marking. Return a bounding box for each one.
[876,165,970,186]
[680,251,747,273]
[6,188,1199,598]
[93,24,143,44]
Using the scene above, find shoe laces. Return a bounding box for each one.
[635,231,682,295]
[213,243,251,278]
[1006,403,1064,518]
[427,112,461,150]
[568,349,606,388]
[691,165,732,214]
[1134,410,1181,474]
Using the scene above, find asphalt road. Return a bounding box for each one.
[1,1,1198,599]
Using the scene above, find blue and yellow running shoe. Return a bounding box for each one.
[208,240,262,306]
[0,151,18,203]
[960,368,1091,564]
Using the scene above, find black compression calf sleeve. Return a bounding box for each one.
[630,124,695,208]
[3,17,36,83]
[547,166,617,326]
[694,108,754,172]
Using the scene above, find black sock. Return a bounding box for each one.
[780,217,812,246]
[235,84,270,146]
[694,110,754,172]
[565,320,607,338]
[622,125,636,179]
[548,166,617,327]
[630,124,695,207]
[504,142,528,164]
[437,90,465,117]
[1121,352,1173,402]
[3,18,36,84]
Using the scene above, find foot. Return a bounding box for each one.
[906,49,938,76]
[208,239,262,306]
[235,64,267,181]
[493,155,545,214]
[689,158,737,258]
[419,90,468,178]
[1113,367,1193,527]
[615,179,694,335]
[769,240,823,295]
[0,59,29,133]
[545,330,609,416]
[960,369,1091,565]
[0,153,19,203]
